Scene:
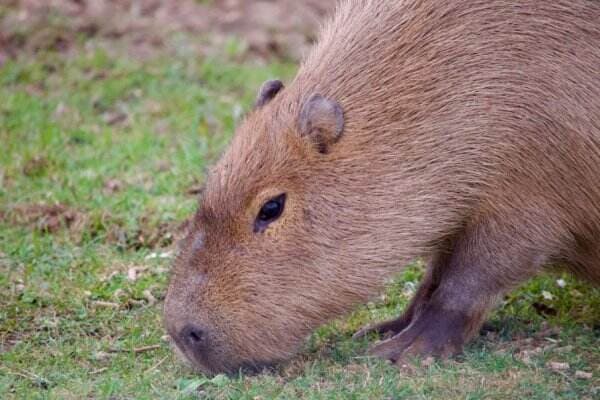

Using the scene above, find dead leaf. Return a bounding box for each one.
[518,348,542,365]
[421,356,435,367]
[143,289,157,306]
[575,370,592,380]
[127,267,137,281]
[547,361,570,371]
[103,179,123,194]
[554,345,574,354]
[102,109,128,125]
[127,266,147,282]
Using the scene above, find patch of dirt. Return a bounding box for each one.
[102,178,123,195]
[0,331,25,354]
[107,218,176,250]
[5,203,84,234]
[0,0,337,63]
[22,155,51,177]
[4,201,190,249]
[96,211,191,250]
[207,0,334,60]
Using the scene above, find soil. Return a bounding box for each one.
[0,0,337,63]
[5,203,82,234]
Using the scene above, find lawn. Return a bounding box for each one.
[1,27,599,400]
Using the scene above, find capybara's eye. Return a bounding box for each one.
[254,194,286,233]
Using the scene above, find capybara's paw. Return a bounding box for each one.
[367,305,469,363]
[352,314,412,340]
[367,323,464,363]
[367,330,416,362]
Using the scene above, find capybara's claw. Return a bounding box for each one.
[368,336,410,363]
[368,330,462,364]
[352,325,374,340]
[367,303,468,363]
[353,315,414,340]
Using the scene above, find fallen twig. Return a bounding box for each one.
[145,355,169,374]
[90,368,108,375]
[109,344,161,354]
[92,300,120,308]
[134,344,161,353]
[2,367,51,388]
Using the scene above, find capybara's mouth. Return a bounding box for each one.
[169,337,216,375]
[169,334,276,376]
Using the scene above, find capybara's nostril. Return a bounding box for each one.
[181,324,205,346]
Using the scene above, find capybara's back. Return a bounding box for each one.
[165,0,600,374]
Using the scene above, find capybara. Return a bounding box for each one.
[164,0,600,374]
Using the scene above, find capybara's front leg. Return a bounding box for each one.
[353,253,450,340]
[369,216,545,363]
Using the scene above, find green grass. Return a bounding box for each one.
[1,45,598,399]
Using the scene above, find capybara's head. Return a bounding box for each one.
[164,80,387,374]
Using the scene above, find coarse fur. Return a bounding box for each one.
[164,0,600,374]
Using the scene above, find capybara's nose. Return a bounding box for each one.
[180,324,206,349]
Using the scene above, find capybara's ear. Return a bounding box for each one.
[255,79,284,108]
[298,94,344,154]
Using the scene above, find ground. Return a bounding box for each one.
[0,1,599,399]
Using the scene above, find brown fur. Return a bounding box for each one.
[164,0,600,374]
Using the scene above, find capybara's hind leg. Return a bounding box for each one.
[353,253,450,340]
[369,216,546,363]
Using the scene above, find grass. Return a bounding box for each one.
[0,43,599,399]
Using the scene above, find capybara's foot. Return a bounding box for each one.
[368,303,470,363]
[355,261,441,341]
[352,314,412,340]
